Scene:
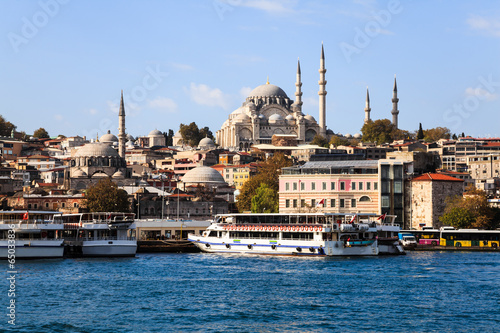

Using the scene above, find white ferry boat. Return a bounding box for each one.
[375,214,405,255]
[188,213,380,256]
[62,212,137,257]
[0,210,65,259]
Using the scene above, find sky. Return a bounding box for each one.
[1,0,499,140]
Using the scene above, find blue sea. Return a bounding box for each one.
[2,252,500,332]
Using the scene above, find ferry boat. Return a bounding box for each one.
[61,212,137,257]
[0,210,65,259]
[188,213,380,256]
[375,214,405,255]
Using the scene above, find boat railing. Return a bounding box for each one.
[80,236,136,241]
[0,236,62,241]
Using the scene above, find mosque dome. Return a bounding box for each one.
[199,137,215,148]
[73,169,87,177]
[285,115,294,121]
[75,143,119,158]
[304,115,316,122]
[181,166,227,185]
[258,114,266,120]
[345,133,352,138]
[248,83,288,99]
[100,130,118,144]
[92,172,109,178]
[112,170,125,178]
[126,140,135,148]
[269,114,284,121]
[353,133,362,139]
[236,113,251,121]
[126,134,135,141]
[149,129,163,137]
[173,131,182,138]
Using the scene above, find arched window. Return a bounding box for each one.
[359,196,371,202]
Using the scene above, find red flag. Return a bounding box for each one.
[377,213,387,221]
[22,212,29,220]
[349,214,357,224]
[316,199,324,208]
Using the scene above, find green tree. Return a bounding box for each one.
[329,135,351,147]
[423,127,451,142]
[251,183,279,213]
[360,119,395,144]
[417,123,424,140]
[33,127,50,139]
[179,123,214,147]
[236,153,292,212]
[164,129,174,146]
[310,134,329,148]
[0,115,16,137]
[83,178,130,212]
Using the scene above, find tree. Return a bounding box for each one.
[423,127,450,142]
[251,183,279,213]
[179,122,214,147]
[83,178,130,212]
[439,186,498,229]
[361,119,395,144]
[236,153,292,212]
[329,135,351,147]
[164,129,174,146]
[417,123,424,140]
[33,127,49,139]
[452,133,458,140]
[0,115,16,137]
[310,134,329,148]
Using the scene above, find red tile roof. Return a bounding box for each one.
[412,173,463,182]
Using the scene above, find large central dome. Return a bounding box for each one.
[248,83,288,98]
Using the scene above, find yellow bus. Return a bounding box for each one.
[440,228,500,248]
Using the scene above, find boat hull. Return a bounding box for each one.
[0,240,64,259]
[82,240,137,257]
[188,236,378,256]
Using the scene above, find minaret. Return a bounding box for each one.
[391,76,399,129]
[318,43,327,136]
[118,90,126,158]
[294,58,303,112]
[364,87,371,124]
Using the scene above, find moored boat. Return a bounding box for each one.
[375,214,405,255]
[62,212,137,257]
[0,210,65,259]
[188,213,379,256]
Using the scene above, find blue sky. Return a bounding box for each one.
[1,0,499,140]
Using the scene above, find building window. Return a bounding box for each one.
[301,199,305,208]
[340,199,345,208]
[330,199,335,207]
[45,202,49,208]
[300,182,305,191]
[331,182,336,190]
[285,199,290,208]
[322,182,327,191]
[351,199,356,208]
[34,204,38,209]
[311,199,316,207]
[311,182,316,191]
[367,182,371,190]
[374,182,378,190]
[394,181,402,193]
[340,182,345,190]
[285,183,290,191]
[352,182,356,190]
[28,203,32,209]
[293,182,297,191]
[61,203,65,208]
[382,196,390,207]
[359,182,363,190]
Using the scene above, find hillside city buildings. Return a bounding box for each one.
[1,45,498,230]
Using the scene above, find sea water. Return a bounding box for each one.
[2,252,500,332]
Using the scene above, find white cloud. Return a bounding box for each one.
[465,87,498,101]
[467,14,500,37]
[236,0,298,15]
[148,97,178,113]
[187,83,231,110]
[240,86,253,100]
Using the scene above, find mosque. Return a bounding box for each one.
[216,44,401,150]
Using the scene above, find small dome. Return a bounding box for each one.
[181,166,226,185]
[73,169,87,177]
[345,133,352,138]
[92,172,108,178]
[173,131,182,138]
[100,130,118,144]
[75,143,119,158]
[304,115,316,122]
[149,129,163,137]
[126,140,135,148]
[258,114,266,119]
[112,170,125,178]
[248,84,288,98]
[269,114,283,121]
[353,133,362,139]
[199,137,215,148]
[236,113,251,121]
[126,134,135,141]
[285,115,294,120]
